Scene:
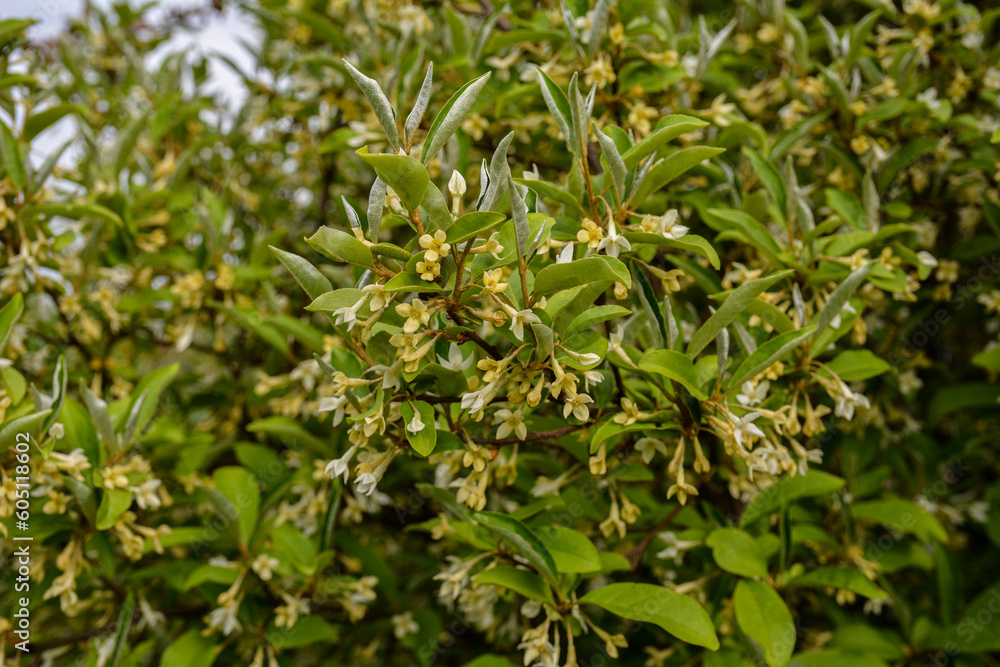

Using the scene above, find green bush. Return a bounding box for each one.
[1,1,999,666]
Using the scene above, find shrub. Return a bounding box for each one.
[1,2,999,666]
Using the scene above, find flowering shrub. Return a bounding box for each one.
[1,1,1000,666]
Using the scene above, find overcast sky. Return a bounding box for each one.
[0,0,259,165]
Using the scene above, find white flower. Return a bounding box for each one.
[563,393,594,421]
[917,87,942,112]
[597,219,631,258]
[833,384,870,420]
[438,343,473,371]
[134,478,162,510]
[317,395,348,426]
[916,251,938,268]
[49,422,65,440]
[505,306,541,341]
[406,409,426,434]
[205,600,241,636]
[736,380,769,407]
[562,348,601,366]
[392,611,420,639]
[332,297,366,331]
[448,170,467,198]
[251,554,280,581]
[355,472,379,496]
[657,209,689,239]
[556,242,575,264]
[325,444,358,483]
[635,437,668,464]
[654,530,701,564]
[494,408,527,440]
[730,412,766,449]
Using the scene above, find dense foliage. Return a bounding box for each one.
[2,1,1000,665]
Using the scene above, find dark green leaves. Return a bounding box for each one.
[734,580,795,666]
[307,226,375,269]
[356,148,429,212]
[581,583,720,649]
[688,271,794,357]
[533,256,630,295]
[474,512,559,587]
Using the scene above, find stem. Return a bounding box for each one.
[625,504,684,570]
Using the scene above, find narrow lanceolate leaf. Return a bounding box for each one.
[687,270,794,357]
[862,171,880,232]
[420,72,491,165]
[509,178,530,255]
[367,176,387,240]
[733,580,795,667]
[622,115,709,169]
[586,0,612,58]
[744,147,788,221]
[109,592,136,667]
[593,123,626,204]
[80,381,118,453]
[535,67,574,154]
[0,120,26,191]
[341,196,362,231]
[270,246,333,301]
[342,59,399,151]
[632,146,725,205]
[404,62,433,144]
[478,131,514,212]
[730,326,817,388]
[0,292,24,353]
[567,72,588,157]
[580,583,720,650]
[812,263,872,340]
[306,226,375,269]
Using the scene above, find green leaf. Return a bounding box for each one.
[28,202,124,227]
[705,528,769,579]
[534,525,602,574]
[740,471,845,526]
[509,177,530,255]
[788,567,888,599]
[161,630,219,667]
[270,246,332,301]
[623,232,721,269]
[306,226,375,269]
[97,489,134,530]
[370,242,411,263]
[639,349,709,400]
[213,466,261,545]
[534,67,574,155]
[687,270,794,357]
[120,364,179,439]
[0,410,52,452]
[744,148,788,220]
[533,256,630,295]
[593,123,626,203]
[787,649,889,667]
[306,288,365,314]
[632,146,725,205]
[23,103,80,142]
[266,615,340,648]
[567,305,631,336]
[823,350,891,382]
[851,498,947,543]
[474,566,553,603]
[400,401,437,457]
[734,580,795,667]
[0,120,26,191]
[580,583,720,649]
[812,264,872,341]
[342,60,399,151]
[474,511,559,587]
[622,115,709,169]
[108,592,136,667]
[730,326,816,388]
[514,177,585,215]
[928,383,1000,426]
[421,72,492,164]
[0,292,24,353]
[356,148,429,212]
[446,211,507,244]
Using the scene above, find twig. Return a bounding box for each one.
[626,504,684,570]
